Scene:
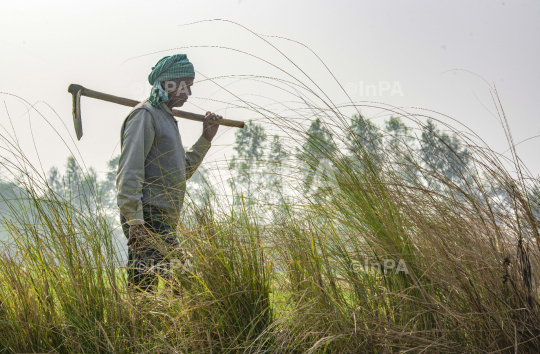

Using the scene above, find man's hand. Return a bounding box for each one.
[128,224,151,253]
[202,111,223,142]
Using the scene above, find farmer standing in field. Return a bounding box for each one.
[116,54,223,293]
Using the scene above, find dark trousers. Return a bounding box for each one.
[121,211,182,292]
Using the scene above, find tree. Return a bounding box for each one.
[384,116,419,182]
[266,135,288,204]
[347,113,383,160]
[47,166,63,196]
[47,156,100,212]
[99,155,120,210]
[64,156,86,201]
[187,164,213,207]
[229,121,267,207]
[384,116,414,154]
[420,119,473,191]
[297,117,337,194]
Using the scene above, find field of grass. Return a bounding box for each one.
[1,33,539,351]
[0,95,539,354]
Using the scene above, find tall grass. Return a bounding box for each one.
[1,101,538,352]
[1,21,539,352]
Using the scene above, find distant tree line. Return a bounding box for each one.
[37,113,540,225]
[47,155,119,212]
[227,114,475,206]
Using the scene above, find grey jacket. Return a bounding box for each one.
[116,100,211,225]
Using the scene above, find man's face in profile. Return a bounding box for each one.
[161,77,194,107]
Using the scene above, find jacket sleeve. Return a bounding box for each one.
[116,109,155,225]
[185,135,211,180]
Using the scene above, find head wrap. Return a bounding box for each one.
[148,54,195,107]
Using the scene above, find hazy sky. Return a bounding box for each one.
[1,0,539,177]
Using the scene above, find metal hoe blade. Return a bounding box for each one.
[72,88,83,140]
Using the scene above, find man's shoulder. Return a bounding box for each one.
[129,99,157,115]
[124,100,161,122]
[120,100,157,132]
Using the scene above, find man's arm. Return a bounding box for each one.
[116,109,155,225]
[184,111,223,179]
[185,135,211,180]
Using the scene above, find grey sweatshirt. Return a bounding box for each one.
[116,100,211,226]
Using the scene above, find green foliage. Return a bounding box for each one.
[99,154,120,209]
[47,155,119,212]
[421,119,471,173]
[230,121,267,170]
[229,121,268,207]
[1,110,538,353]
[296,117,337,194]
[347,113,383,159]
[384,116,414,153]
[186,163,214,209]
[47,166,63,195]
[265,135,288,203]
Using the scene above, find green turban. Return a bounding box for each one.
[148,54,195,107]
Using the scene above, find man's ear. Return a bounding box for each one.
[162,81,178,93]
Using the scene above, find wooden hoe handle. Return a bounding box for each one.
[68,83,244,140]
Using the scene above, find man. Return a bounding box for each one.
[117,54,222,292]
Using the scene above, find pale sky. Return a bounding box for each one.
[1,0,539,178]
